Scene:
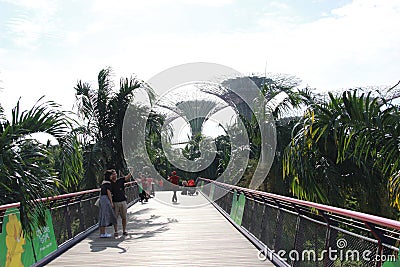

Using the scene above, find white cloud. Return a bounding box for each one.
[252,0,400,90]
[64,31,82,46]
[0,62,74,112]
[91,0,233,14]
[2,0,60,48]
[0,48,7,56]
[269,1,289,10]
[1,0,400,115]
[181,0,233,7]
[1,0,56,11]
[91,0,160,14]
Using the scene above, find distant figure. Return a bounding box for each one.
[187,179,197,195]
[158,178,164,189]
[181,180,188,195]
[146,176,155,196]
[99,171,117,238]
[168,171,180,203]
[138,172,149,203]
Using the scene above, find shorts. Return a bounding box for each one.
[114,201,127,220]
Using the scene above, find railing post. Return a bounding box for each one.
[320,210,334,267]
[273,199,282,251]
[64,200,72,240]
[246,193,255,234]
[259,195,267,242]
[291,204,302,267]
[226,186,232,213]
[253,195,266,239]
[77,196,85,232]
[364,222,386,267]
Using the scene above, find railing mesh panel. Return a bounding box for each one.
[214,186,227,212]
[224,191,234,214]
[50,184,138,246]
[50,200,70,245]
[326,227,378,267]
[260,205,279,249]
[251,201,265,240]
[197,179,400,267]
[294,217,327,267]
[274,210,298,266]
[242,197,254,231]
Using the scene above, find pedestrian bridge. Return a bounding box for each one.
[1,178,400,266]
[47,191,272,266]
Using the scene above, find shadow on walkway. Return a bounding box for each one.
[88,207,178,253]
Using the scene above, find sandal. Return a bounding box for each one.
[100,233,112,238]
[123,232,128,236]
[114,232,119,237]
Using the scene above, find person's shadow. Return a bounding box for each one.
[88,234,129,253]
[88,208,177,253]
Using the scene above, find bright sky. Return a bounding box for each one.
[0,0,399,114]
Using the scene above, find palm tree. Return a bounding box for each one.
[0,98,81,236]
[52,132,84,192]
[195,74,313,190]
[74,67,155,187]
[142,110,172,177]
[236,76,314,190]
[283,90,400,218]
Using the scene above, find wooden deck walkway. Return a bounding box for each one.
[46,191,274,266]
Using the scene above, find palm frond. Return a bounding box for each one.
[0,98,78,237]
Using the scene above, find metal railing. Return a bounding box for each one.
[0,181,140,250]
[198,178,400,267]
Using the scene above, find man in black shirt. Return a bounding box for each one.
[110,169,132,237]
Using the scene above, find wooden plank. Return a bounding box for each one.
[46,191,275,266]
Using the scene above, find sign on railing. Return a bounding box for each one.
[0,181,139,266]
[0,208,57,266]
[230,191,245,225]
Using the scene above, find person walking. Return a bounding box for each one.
[168,171,180,203]
[99,171,117,238]
[109,169,132,237]
[138,172,149,203]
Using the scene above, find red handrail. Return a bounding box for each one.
[0,181,137,212]
[0,188,100,212]
[199,178,400,230]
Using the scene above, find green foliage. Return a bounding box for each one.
[216,135,231,175]
[53,134,84,192]
[283,90,400,217]
[0,98,81,237]
[144,111,170,177]
[182,133,203,160]
[261,117,298,195]
[236,76,313,190]
[74,67,153,187]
